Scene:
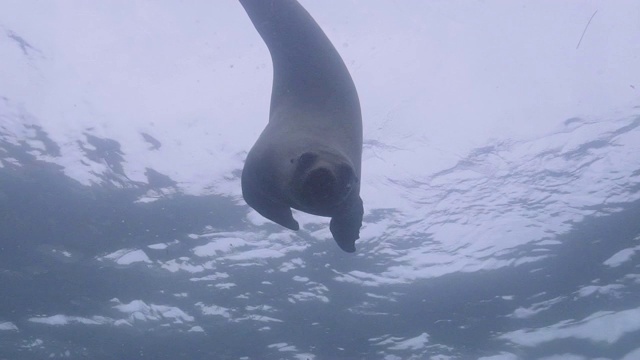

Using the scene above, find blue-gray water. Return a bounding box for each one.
[2,105,639,359]
[2,4,640,358]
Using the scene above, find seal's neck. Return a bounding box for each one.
[238,0,359,116]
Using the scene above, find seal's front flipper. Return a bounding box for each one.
[257,201,299,231]
[329,196,363,253]
[244,189,300,231]
[264,205,300,231]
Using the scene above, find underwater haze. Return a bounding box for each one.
[1,1,640,359]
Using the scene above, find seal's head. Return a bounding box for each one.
[290,151,357,212]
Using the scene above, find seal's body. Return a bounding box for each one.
[239,0,363,252]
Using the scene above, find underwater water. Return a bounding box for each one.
[2,1,640,359]
[2,106,639,359]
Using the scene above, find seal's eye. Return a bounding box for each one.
[299,152,317,164]
[296,152,318,170]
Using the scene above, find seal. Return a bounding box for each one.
[239,0,363,252]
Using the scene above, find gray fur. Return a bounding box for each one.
[239,0,363,252]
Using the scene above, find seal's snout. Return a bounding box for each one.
[294,151,357,210]
[302,166,339,208]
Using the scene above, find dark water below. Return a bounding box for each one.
[1,115,639,359]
